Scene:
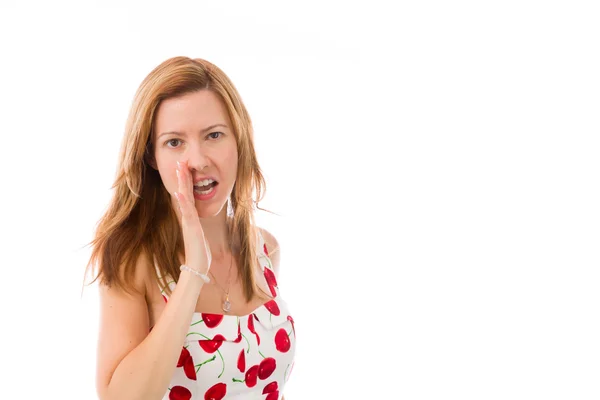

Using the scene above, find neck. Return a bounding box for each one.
[171,199,239,263]
[199,211,234,261]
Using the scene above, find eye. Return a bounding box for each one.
[165,138,182,148]
[208,132,223,140]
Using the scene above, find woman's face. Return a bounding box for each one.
[151,89,238,218]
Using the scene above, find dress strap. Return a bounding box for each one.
[256,228,279,298]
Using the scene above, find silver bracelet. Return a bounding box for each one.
[180,264,211,283]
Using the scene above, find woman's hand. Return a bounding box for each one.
[174,160,212,273]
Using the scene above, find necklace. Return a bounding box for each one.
[209,226,235,313]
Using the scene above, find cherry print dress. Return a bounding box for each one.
[155,229,296,400]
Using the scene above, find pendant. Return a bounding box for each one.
[222,296,231,313]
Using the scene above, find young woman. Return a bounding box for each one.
[86,56,296,400]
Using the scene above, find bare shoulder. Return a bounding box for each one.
[258,226,281,278]
[96,251,152,397]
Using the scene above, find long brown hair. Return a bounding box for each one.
[84,56,272,302]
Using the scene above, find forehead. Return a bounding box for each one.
[154,90,230,132]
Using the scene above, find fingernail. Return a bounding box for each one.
[176,169,180,178]
[176,161,181,169]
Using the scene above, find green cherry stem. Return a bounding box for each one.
[161,281,176,295]
[162,280,176,291]
[216,349,225,378]
[258,350,266,359]
[190,319,204,327]
[195,355,216,373]
[185,332,211,339]
[241,333,251,353]
[232,377,245,383]
[263,256,273,271]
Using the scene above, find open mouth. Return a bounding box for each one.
[194,181,218,194]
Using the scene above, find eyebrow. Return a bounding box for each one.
[157,123,229,140]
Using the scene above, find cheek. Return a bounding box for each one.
[157,159,177,188]
[226,151,239,175]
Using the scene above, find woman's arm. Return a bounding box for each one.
[95,253,206,400]
[97,160,214,400]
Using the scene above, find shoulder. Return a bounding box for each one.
[258,226,280,255]
[100,249,152,298]
[258,226,281,278]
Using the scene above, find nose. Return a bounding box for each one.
[184,143,210,172]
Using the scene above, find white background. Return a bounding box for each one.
[0,1,599,399]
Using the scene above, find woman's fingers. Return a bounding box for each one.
[176,160,193,218]
[179,160,194,200]
[174,160,212,271]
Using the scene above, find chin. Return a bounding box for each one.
[194,201,227,219]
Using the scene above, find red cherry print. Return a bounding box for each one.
[182,355,197,380]
[169,385,192,400]
[262,381,279,394]
[248,315,261,345]
[177,347,191,367]
[237,349,246,372]
[199,334,226,353]
[248,314,256,333]
[248,314,257,333]
[245,365,259,387]
[265,391,279,400]
[264,267,278,287]
[176,346,196,380]
[234,321,242,343]
[202,313,223,328]
[264,300,280,316]
[204,382,227,400]
[263,268,278,297]
[162,294,168,303]
[258,357,276,380]
[275,328,291,352]
[263,242,269,256]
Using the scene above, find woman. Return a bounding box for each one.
[86,56,296,400]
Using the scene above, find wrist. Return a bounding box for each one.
[180,264,210,283]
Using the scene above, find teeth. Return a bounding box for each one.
[194,179,215,187]
[195,186,215,195]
